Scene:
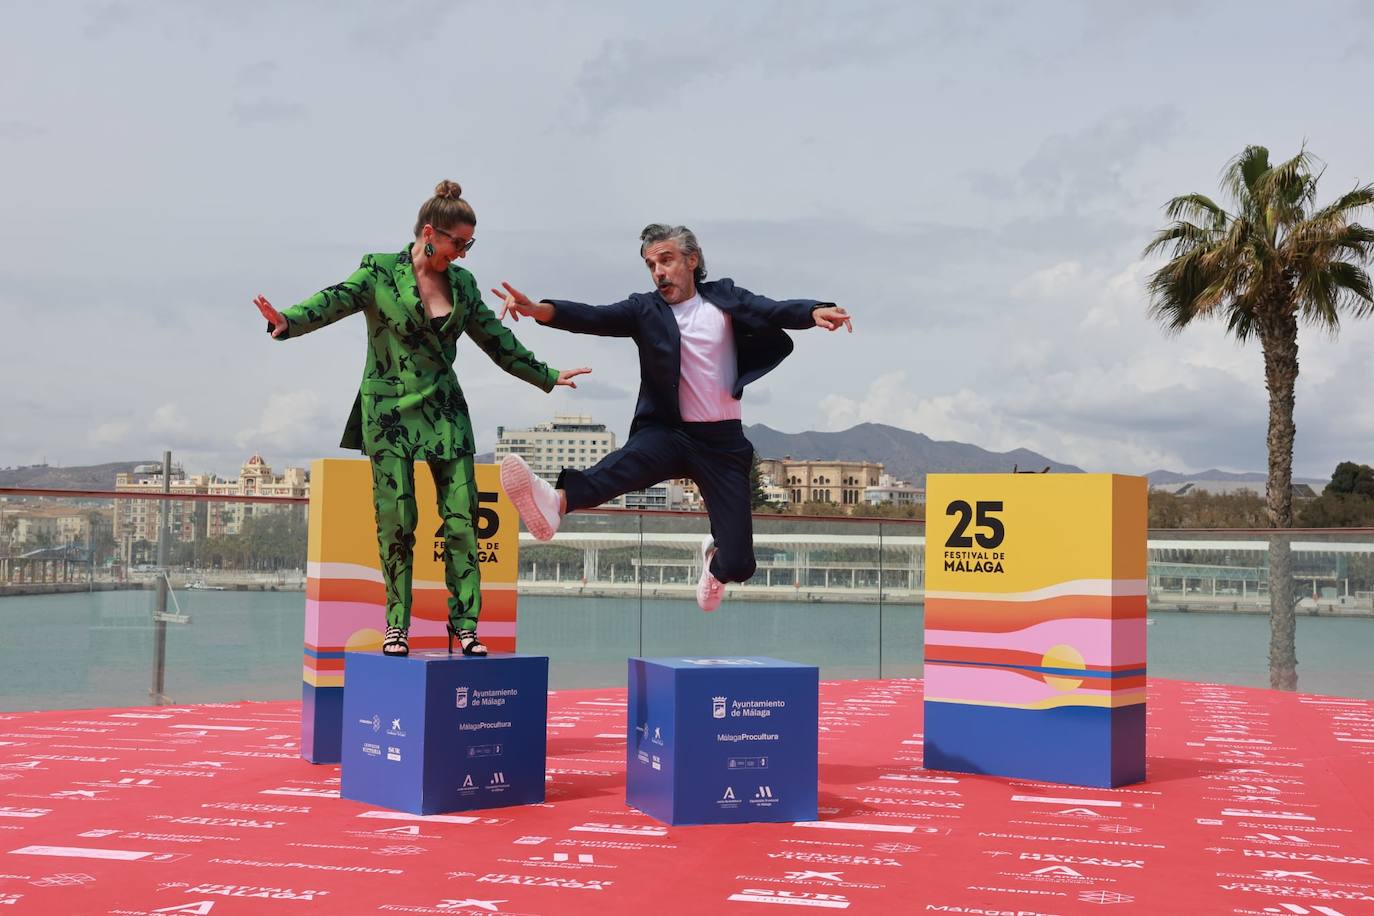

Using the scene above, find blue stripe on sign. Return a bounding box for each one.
[924,659,1147,679]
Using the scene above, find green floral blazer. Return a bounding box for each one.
[276,247,558,459]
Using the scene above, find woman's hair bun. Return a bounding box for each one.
[434,179,463,200]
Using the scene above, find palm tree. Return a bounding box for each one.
[1144,146,1374,690]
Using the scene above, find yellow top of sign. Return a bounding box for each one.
[307,458,519,585]
[924,473,1145,594]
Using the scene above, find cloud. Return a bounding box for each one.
[149,403,189,436]
[967,106,1184,211]
[3,1,1371,485]
[235,390,335,455]
[230,99,308,126]
[90,421,132,447]
[0,121,46,141]
[568,2,1000,127]
[81,2,139,39]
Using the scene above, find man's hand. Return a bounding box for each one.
[255,294,288,338]
[813,305,853,333]
[491,282,555,323]
[555,367,592,389]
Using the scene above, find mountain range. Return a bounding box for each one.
[744,422,1081,486]
[0,461,152,492]
[1,428,1328,491]
[1144,467,1326,487]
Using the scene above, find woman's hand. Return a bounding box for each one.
[812,305,853,333]
[491,282,554,323]
[254,295,288,338]
[555,367,592,389]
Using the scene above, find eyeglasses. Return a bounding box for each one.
[433,227,476,253]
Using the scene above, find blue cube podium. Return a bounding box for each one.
[626,656,819,826]
[340,650,548,815]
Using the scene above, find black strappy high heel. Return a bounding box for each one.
[382,626,409,657]
[447,623,487,656]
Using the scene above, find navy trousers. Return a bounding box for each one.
[557,420,757,583]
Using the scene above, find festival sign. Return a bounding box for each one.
[923,473,1147,787]
[301,458,520,763]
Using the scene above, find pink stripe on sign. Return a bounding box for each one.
[306,601,515,649]
[924,663,1111,706]
[304,599,386,646]
[926,616,1146,666]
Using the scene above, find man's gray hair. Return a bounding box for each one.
[640,223,707,283]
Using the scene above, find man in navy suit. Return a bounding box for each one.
[493,224,852,612]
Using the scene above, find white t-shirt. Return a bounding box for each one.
[671,292,741,422]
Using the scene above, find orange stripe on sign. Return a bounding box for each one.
[308,578,383,603]
[925,595,1146,631]
[303,656,347,673]
[406,589,516,623]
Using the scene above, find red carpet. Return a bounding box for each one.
[1,679,1371,915]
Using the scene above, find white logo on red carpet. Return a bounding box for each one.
[726,889,850,909]
[1246,852,1369,865]
[1077,890,1135,905]
[569,823,667,837]
[768,853,901,867]
[475,873,611,890]
[29,873,95,887]
[259,787,339,799]
[436,901,504,912]
[175,884,328,901]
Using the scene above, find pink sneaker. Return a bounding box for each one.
[500,454,561,541]
[696,535,724,612]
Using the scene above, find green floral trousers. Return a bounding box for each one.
[369,454,480,632]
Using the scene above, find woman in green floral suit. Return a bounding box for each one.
[254,180,589,657]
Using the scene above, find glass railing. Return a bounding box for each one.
[2,487,1371,710]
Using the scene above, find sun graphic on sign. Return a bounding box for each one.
[346,628,385,652]
[1041,643,1086,691]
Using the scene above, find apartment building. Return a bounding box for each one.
[114,455,308,543]
[493,414,617,485]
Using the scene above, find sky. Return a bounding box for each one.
[3,1,1373,480]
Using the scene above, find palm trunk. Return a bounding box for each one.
[1259,307,1299,691]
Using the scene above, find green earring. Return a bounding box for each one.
[424,242,435,257]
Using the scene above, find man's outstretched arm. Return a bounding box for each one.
[491,281,638,337]
[727,279,852,333]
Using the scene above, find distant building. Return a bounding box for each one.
[494,414,616,485]
[864,474,923,507]
[205,455,309,537]
[667,478,706,512]
[622,481,691,511]
[114,455,309,546]
[757,457,884,508]
[113,463,204,545]
[493,414,692,510]
[754,470,789,508]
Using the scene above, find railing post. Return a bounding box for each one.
[150,451,171,705]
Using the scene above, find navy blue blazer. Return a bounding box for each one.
[542,278,829,436]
